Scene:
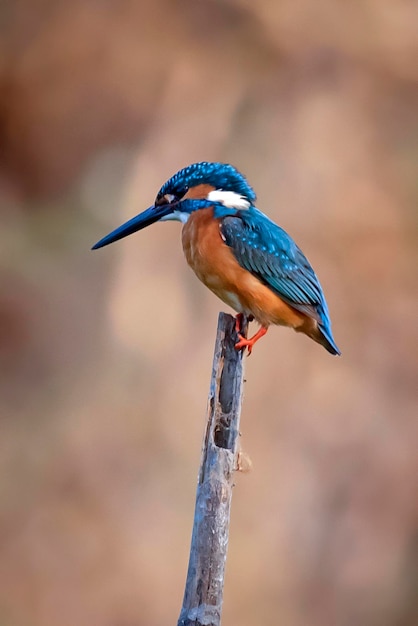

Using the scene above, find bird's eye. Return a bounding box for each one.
[155,186,189,206]
[176,186,189,200]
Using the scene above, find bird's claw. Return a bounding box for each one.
[234,325,268,355]
[234,334,254,356]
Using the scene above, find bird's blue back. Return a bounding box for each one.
[216,205,338,352]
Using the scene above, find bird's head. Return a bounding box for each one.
[92,162,256,249]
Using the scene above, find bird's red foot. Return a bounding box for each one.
[235,313,245,334]
[234,313,254,333]
[234,326,268,356]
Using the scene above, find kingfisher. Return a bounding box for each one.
[92,162,340,356]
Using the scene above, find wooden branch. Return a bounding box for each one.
[178,312,248,626]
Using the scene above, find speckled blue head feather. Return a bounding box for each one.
[157,162,257,203]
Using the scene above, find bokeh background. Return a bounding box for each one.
[1,1,417,625]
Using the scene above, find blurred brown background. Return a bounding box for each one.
[0,1,417,625]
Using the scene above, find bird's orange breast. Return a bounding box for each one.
[181,208,308,330]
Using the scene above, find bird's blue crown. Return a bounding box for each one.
[156,162,257,204]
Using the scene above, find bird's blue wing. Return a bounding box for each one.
[219,210,328,323]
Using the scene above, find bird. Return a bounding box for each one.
[92,162,340,356]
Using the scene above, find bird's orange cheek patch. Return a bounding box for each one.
[183,184,216,200]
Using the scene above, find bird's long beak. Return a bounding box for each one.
[91,203,173,250]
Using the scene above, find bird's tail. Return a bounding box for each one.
[316,323,341,356]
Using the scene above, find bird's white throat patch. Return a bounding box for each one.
[207,189,250,210]
[160,210,190,224]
